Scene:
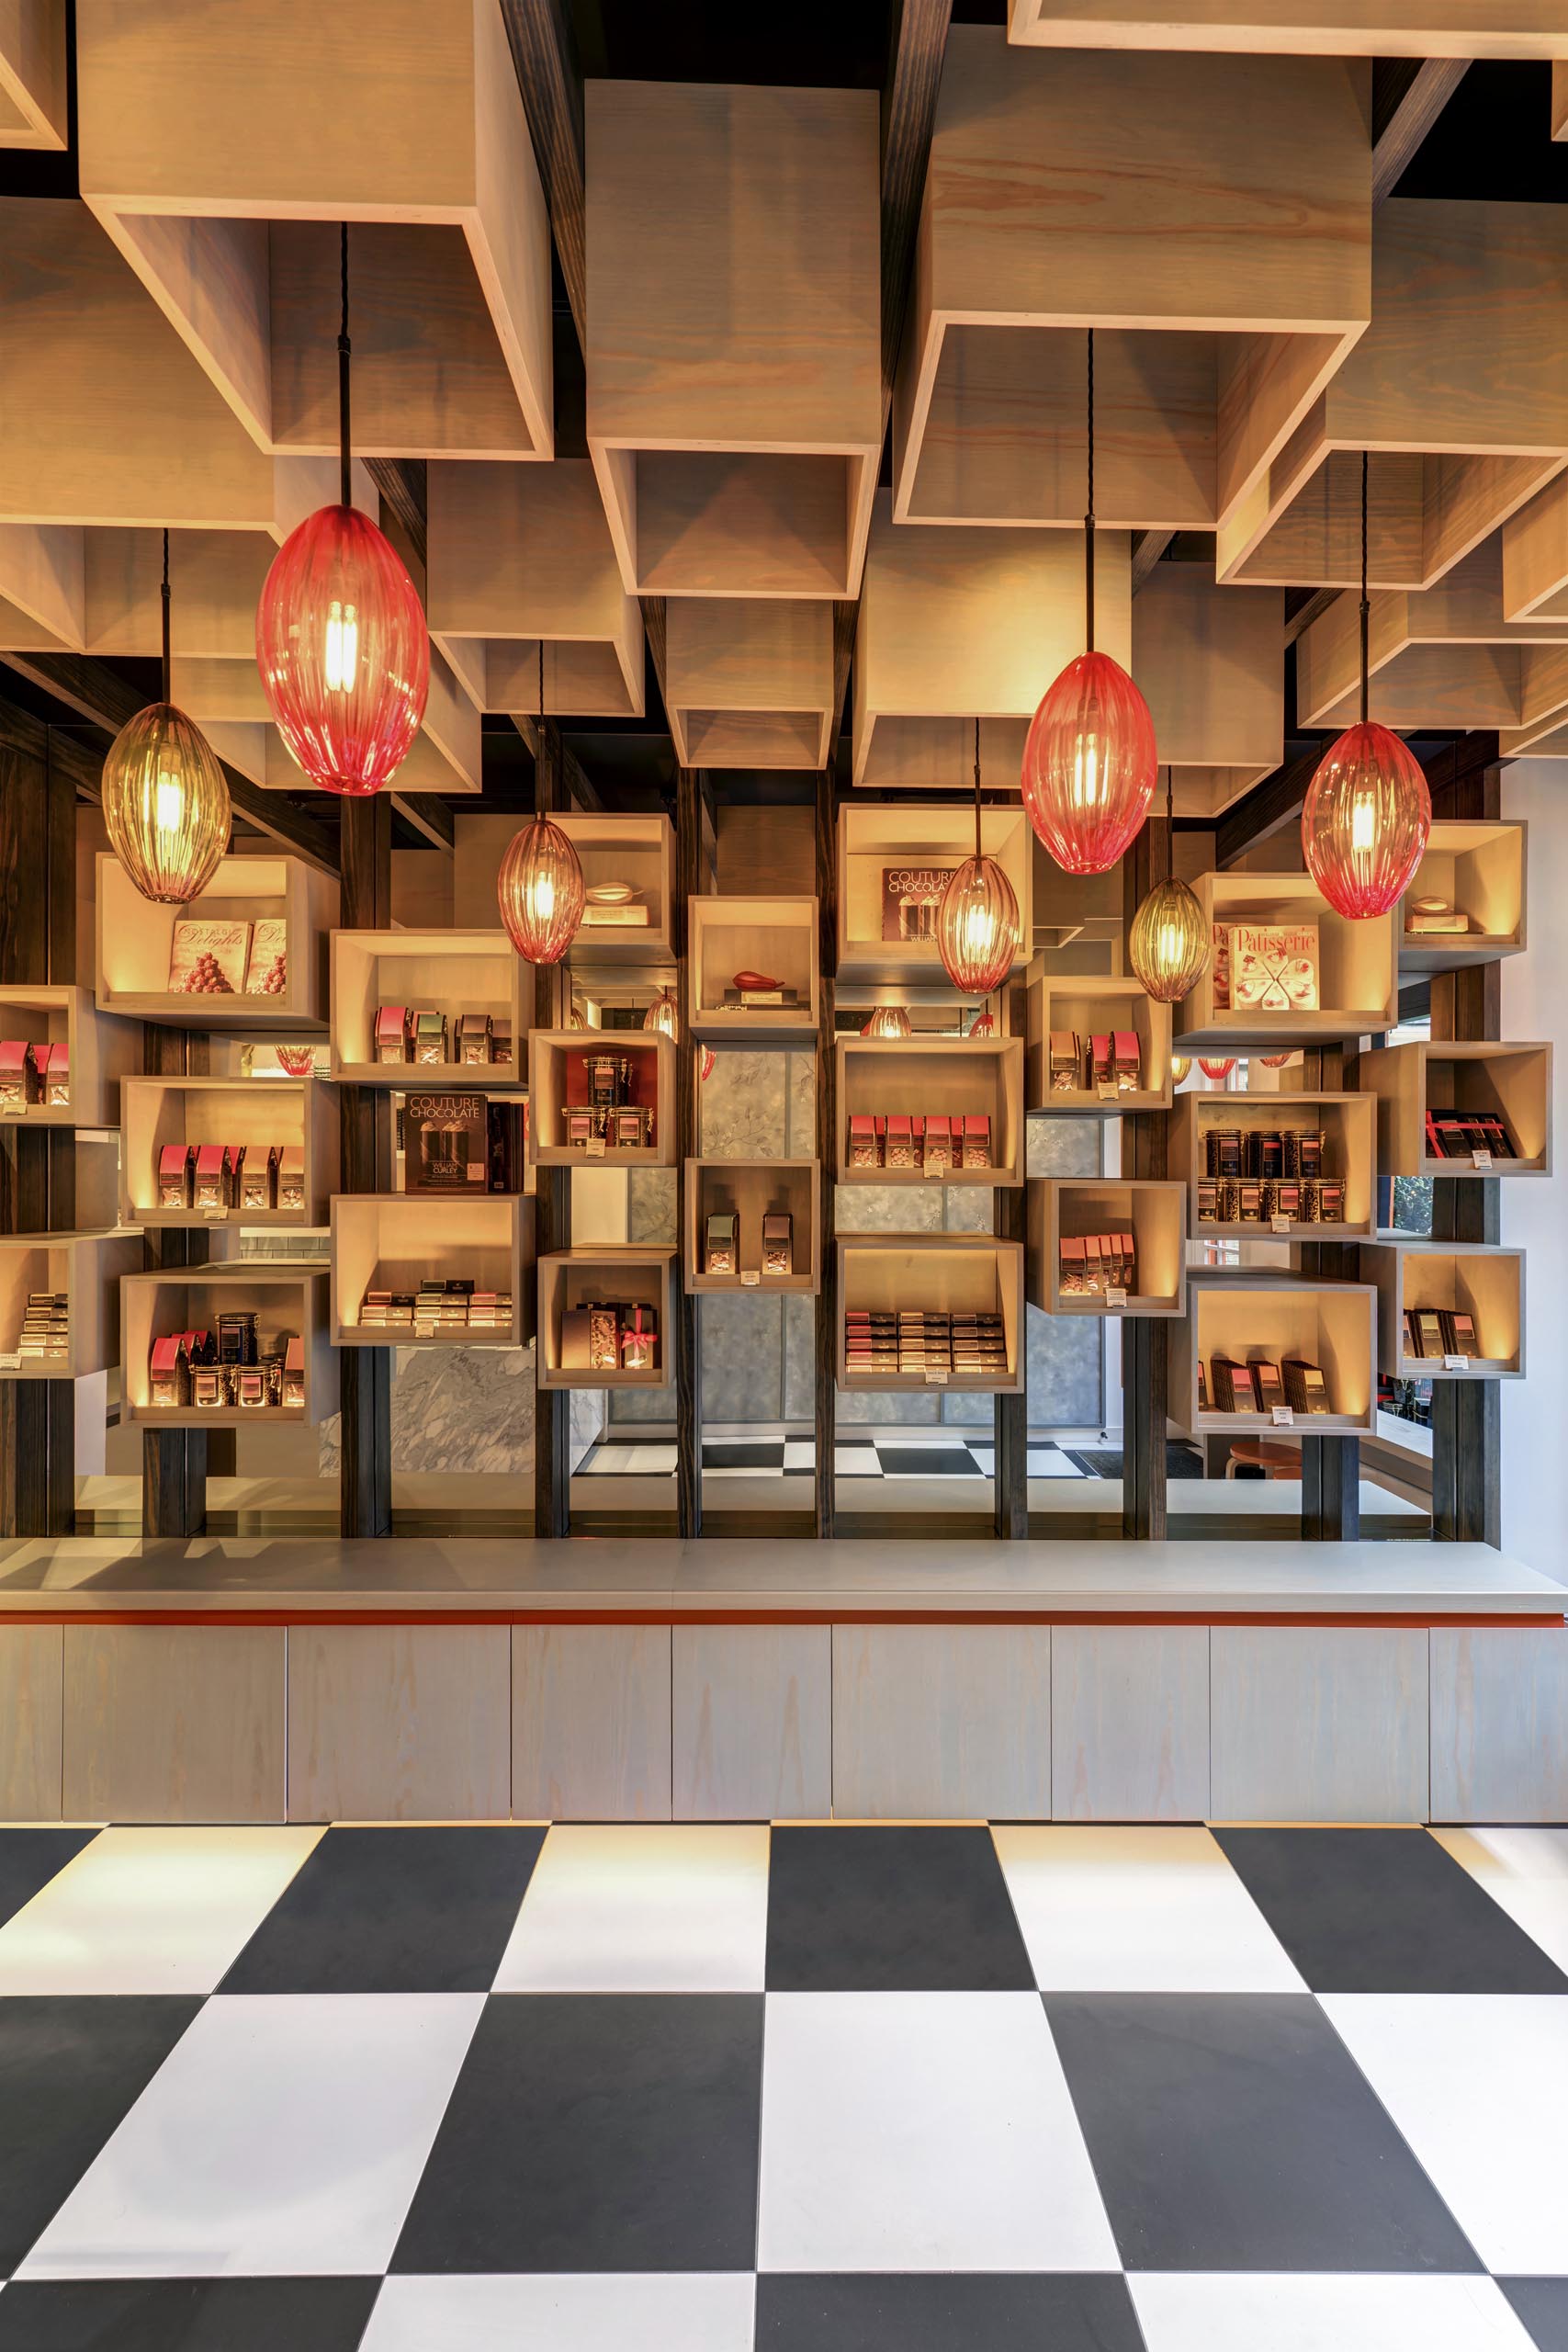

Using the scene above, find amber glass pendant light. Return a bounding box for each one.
[1021,330,1157,874]
[935,719,1021,994]
[644,987,679,1039]
[1302,452,1431,918]
[255,225,429,796]
[1169,1055,1191,1086]
[498,645,586,964]
[1128,766,1209,1003]
[102,529,231,905]
[864,1004,912,1039]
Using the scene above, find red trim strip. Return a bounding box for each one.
[1,1609,1560,1631]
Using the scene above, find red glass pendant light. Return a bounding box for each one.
[1302,453,1430,919]
[498,646,585,965]
[255,227,428,796]
[1022,331,1157,874]
[935,719,1021,994]
[863,1005,911,1038]
[1198,1057,1236,1080]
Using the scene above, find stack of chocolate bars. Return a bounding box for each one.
[1424,1109,1515,1159]
[156,1140,303,1215]
[1197,1125,1341,1225]
[1404,1306,1479,1360]
[843,1308,1008,1380]
[846,1113,991,1172]
[1047,1032,1142,1095]
[18,1292,68,1364]
[375,1006,513,1069]
[1208,1354,1331,1414]
[1058,1232,1135,1296]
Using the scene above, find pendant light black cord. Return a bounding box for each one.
[160,527,171,706]
[972,715,983,861]
[1084,328,1096,654]
[1359,447,1370,727]
[535,638,546,820]
[338,222,352,507]
[1164,763,1174,885]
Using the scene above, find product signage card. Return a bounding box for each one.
[169,920,252,996]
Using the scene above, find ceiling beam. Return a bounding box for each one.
[367,458,428,570]
[0,650,340,875]
[1214,745,1325,868]
[1132,530,1174,594]
[515,714,604,811]
[391,792,455,850]
[500,0,587,344]
[1371,59,1469,207]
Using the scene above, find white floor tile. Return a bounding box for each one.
[1433,1827,1568,1975]
[781,1441,816,1469]
[1029,1453,1086,1477]
[1130,2274,1540,2352]
[1320,1994,1568,2274]
[0,1827,323,1996]
[581,1445,678,1476]
[18,1993,483,2278]
[758,1990,1117,2273]
[992,1826,1305,1994]
[363,2274,755,2350]
[833,1451,882,1477]
[494,1826,770,1993]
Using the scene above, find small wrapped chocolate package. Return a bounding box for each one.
[922,1114,953,1176]
[239,1144,278,1214]
[1059,1236,1086,1295]
[1049,1031,1079,1092]
[149,1335,190,1408]
[276,1145,306,1214]
[413,1010,449,1067]
[885,1114,917,1170]
[159,1143,196,1210]
[705,1211,737,1276]
[375,1005,412,1065]
[194,1143,230,1212]
[848,1114,879,1170]
[762,1210,794,1278]
[41,1044,69,1109]
[959,1114,991,1170]
[0,1041,39,1113]
[620,1305,658,1374]
[283,1335,306,1408]
[457,1012,492,1066]
[1112,1031,1141,1092]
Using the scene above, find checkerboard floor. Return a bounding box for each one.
[580,1435,1091,1478]
[0,1823,1566,2346]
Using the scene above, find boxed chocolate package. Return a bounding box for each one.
[1282,1356,1331,1414]
[959,1114,991,1170]
[1210,1355,1255,1413]
[1060,1236,1087,1294]
[0,1040,39,1113]
[561,1307,594,1368]
[1408,1307,1444,1359]
[491,1020,513,1069]
[413,1009,449,1067]
[1439,1308,1478,1358]
[588,1306,621,1373]
[239,1144,278,1214]
[149,1335,190,1408]
[848,1114,880,1170]
[1112,1031,1141,1092]
[169,919,250,996]
[1251,1359,1284,1412]
[375,1006,412,1065]
[620,1306,658,1373]
[1049,1032,1079,1092]
[923,1114,953,1176]
[705,1211,737,1276]
[762,1211,794,1277]
[245,920,288,1000]
[457,1012,492,1066]
[193,1143,231,1212]
[885,1114,917,1170]
[158,1143,196,1210]
[1228,921,1318,1013]
[39,1044,69,1109]
[1090,1034,1113,1091]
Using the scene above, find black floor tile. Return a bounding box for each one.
[1044,1992,1481,2273]
[874,1449,983,1478]
[766,1827,1034,1993]
[0,2279,380,2352]
[1212,1827,1568,1994]
[0,1830,99,1934]
[219,1825,546,1996]
[756,2274,1145,2350]
[1500,2280,1568,2351]
[703,1442,785,1469]
[0,1996,200,2275]
[391,1992,763,2273]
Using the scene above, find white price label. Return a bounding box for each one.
[204,1206,229,1220]
[1098,1080,1119,1102]
[1105,1285,1128,1309]
[1272,1405,1295,1427]
[924,1366,948,1386]
[1472,1147,1493,1170]
[1443,1352,1470,1372]
[1271,1212,1292,1234]
[0,1107,20,1119]
[925,1161,944,1178]
[581,1136,605,1159]
[739,1270,760,1288]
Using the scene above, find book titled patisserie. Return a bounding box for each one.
[169,920,251,996]
[1226,922,1318,1014]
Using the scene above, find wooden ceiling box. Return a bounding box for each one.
[1361,1238,1525,1384]
[852,492,1131,789]
[0,1232,143,1382]
[838,804,1032,985]
[1007,0,1568,54]
[1398,821,1527,973]
[0,0,66,147]
[76,0,551,459]
[1027,1180,1187,1317]
[893,33,1371,537]
[537,1247,676,1390]
[97,854,337,1030]
[586,81,881,598]
[688,899,820,1045]
[667,602,833,770]
[332,1195,536,1349]
[426,460,643,721]
[1296,544,1568,733]
[1172,1272,1378,1437]
[1504,471,1568,624]
[330,931,525,1085]
[0,984,140,1126]
[1172,872,1398,1050]
[1220,202,1568,589]
[1131,566,1283,816]
[120,1263,337,1427]
[120,1076,337,1229]
[682,1161,820,1295]
[1350,1039,1552,1178]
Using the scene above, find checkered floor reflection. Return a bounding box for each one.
[579,1436,1090,1478]
[0,1823,1566,2347]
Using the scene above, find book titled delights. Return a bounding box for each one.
[167,920,288,997]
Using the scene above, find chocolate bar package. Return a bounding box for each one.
[849,1114,880,1170]
[1049,1031,1080,1093]
[1282,1356,1331,1415]
[457,1012,492,1066]
[705,1212,737,1276]
[238,1144,278,1214]
[413,1009,449,1068]
[762,1211,794,1278]
[0,1041,39,1113]
[375,1006,412,1065]
[158,1143,195,1210]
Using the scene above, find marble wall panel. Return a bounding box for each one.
[699,1048,789,1158]
[319,1346,537,1476]
[627,1169,678,1244]
[700,1287,784,1423]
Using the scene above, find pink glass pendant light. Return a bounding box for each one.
[498,645,586,965]
[255,227,428,796]
[1021,330,1157,874]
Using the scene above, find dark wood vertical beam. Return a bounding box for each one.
[814,761,839,1539]
[139,1026,207,1536]
[994,976,1028,1539]
[531,734,571,1538]
[1121,831,1168,1538]
[674,767,704,1538]
[338,797,393,1538]
[1295,1040,1359,1539]
[500,0,587,343]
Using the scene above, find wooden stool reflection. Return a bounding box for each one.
[1224,1439,1301,1479]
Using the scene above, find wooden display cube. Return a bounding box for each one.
[836,1035,1025,1188]
[667,600,833,770]
[529,1031,675,1168]
[0,1231,143,1381]
[332,1194,536,1348]
[1131,565,1283,816]
[0,984,140,1127]
[1399,820,1527,972]
[682,1161,820,1295]
[1,0,66,148]
[1173,872,1398,1050]
[120,1075,337,1228]
[96,854,336,1030]
[838,803,1032,986]
[851,492,1132,789]
[1170,1089,1376,1237]
[120,1262,337,1426]
[1027,1180,1187,1317]
[537,1247,675,1389]
[426,459,643,719]
[77,0,551,460]
[1220,202,1568,590]
[836,1235,1026,1395]
[1351,1039,1552,1177]
[689,899,820,1044]
[1362,1238,1525,1382]
[894,31,1370,536]
[1007,0,1568,54]
[330,931,525,1086]
[560,813,677,969]
[1172,1272,1378,1436]
[1503,471,1568,623]
[1025,977,1173,1114]
[586,80,881,597]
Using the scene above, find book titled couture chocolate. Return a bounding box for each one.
[881,865,957,944]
